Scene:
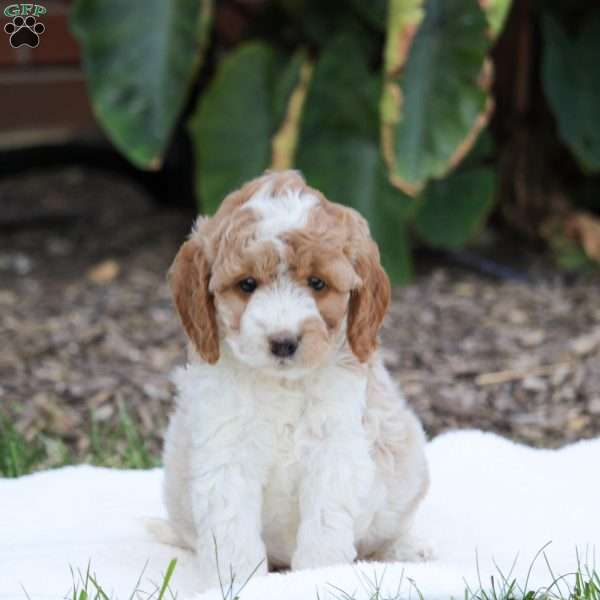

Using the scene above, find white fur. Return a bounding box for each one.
[219,274,326,376]
[159,180,430,592]
[245,182,318,242]
[161,347,430,592]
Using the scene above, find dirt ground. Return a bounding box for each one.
[1,167,599,462]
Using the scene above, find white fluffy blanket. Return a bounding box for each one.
[1,430,599,600]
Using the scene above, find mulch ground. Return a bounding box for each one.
[1,167,599,463]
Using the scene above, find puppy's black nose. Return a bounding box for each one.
[269,333,299,358]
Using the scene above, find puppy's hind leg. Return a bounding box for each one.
[367,399,434,563]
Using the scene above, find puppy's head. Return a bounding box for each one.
[169,170,390,375]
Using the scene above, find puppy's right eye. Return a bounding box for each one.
[239,277,257,294]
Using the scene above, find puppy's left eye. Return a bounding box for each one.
[239,277,258,293]
[308,276,326,291]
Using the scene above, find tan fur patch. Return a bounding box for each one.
[212,240,280,333]
[210,213,280,293]
[298,316,331,368]
[268,170,306,196]
[170,169,390,366]
[214,288,248,332]
[168,239,219,364]
[347,248,391,363]
[169,175,274,363]
[281,188,390,361]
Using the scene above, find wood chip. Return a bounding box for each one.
[588,397,600,415]
[475,362,572,386]
[87,259,120,284]
[570,328,600,356]
[522,376,547,392]
[518,329,545,347]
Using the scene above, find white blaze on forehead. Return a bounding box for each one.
[245,181,318,241]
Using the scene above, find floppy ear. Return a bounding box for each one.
[347,241,391,363]
[168,238,220,364]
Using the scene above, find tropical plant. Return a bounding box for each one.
[71,0,600,282]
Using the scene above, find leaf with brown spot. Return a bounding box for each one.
[381,0,493,195]
[295,34,417,285]
[271,55,313,170]
[190,44,308,212]
[381,0,425,196]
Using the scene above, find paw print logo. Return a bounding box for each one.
[4,15,45,48]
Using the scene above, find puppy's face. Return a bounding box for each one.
[169,171,390,376]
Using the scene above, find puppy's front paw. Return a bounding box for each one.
[384,534,435,562]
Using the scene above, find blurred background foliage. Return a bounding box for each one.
[70,0,600,283]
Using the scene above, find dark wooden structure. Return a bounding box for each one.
[0,0,97,148]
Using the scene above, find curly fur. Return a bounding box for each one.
[158,170,431,593]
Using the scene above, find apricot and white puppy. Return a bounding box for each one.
[158,170,431,592]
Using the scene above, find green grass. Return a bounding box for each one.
[0,413,54,477]
[20,558,178,600]
[89,404,159,470]
[43,549,599,600]
[324,546,600,600]
[0,404,159,478]
[213,536,266,600]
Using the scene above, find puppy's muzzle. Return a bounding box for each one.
[269,332,299,358]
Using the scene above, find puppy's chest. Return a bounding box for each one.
[258,391,306,482]
[255,385,318,501]
[256,391,307,562]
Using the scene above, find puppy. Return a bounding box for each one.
[158,170,430,591]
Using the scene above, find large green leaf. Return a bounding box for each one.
[381,0,492,195]
[190,44,276,213]
[414,167,495,249]
[189,44,306,213]
[542,15,600,173]
[71,0,212,169]
[296,35,417,284]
